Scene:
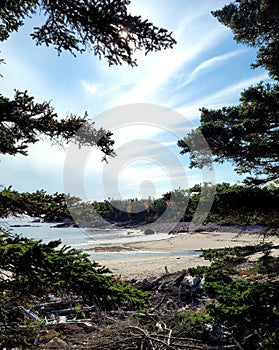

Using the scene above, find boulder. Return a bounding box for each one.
[143,228,155,235]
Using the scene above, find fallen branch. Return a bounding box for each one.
[127,326,178,350]
[148,295,167,312]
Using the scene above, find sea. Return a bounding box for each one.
[0,217,200,261]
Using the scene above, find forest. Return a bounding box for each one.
[1,182,279,227]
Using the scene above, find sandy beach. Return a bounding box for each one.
[98,231,279,279]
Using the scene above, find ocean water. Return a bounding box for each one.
[0,217,200,260]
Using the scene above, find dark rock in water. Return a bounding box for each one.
[64,218,75,225]
[51,219,79,228]
[52,223,66,228]
[144,228,155,235]
[78,219,110,228]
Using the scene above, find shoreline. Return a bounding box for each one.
[98,231,279,279]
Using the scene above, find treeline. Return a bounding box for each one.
[93,183,279,226]
[1,182,278,226]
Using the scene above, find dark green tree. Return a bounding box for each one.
[0,230,150,348]
[0,91,115,158]
[0,0,176,67]
[178,0,279,185]
[188,243,279,348]
[178,83,279,185]
[0,2,172,345]
[0,188,74,220]
[1,0,175,158]
[178,5,279,343]
[212,0,279,79]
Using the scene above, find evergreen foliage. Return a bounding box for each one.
[1,182,278,226]
[0,230,150,336]
[0,2,173,346]
[212,0,279,79]
[189,243,279,348]
[0,0,176,67]
[1,0,175,158]
[178,0,279,185]
[178,82,279,185]
[0,91,115,158]
[0,188,70,221]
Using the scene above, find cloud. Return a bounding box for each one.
[1,143,66,193]
[178,49,247,87]
[198,72,270,107]
[2,0,269,200]
[163,141,178,147]
[81,80,98,94]
[117,26,229,105]
[176,72,270,119]
[105,159,207,199]
[91,6,232,109]
[1,46,47,100]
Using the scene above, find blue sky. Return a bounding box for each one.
[1,0,272,201]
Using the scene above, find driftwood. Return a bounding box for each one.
[2,268,268,350]
[131,269,204,310]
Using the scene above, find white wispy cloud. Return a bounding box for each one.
[176,72,270,119]
[81,80,98,94]
[92,6,231,109]
[178,49,247,88]
[197,72,270,107]
[1,47,48,100]
[1,143,66,192]
[117,26,229,105]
